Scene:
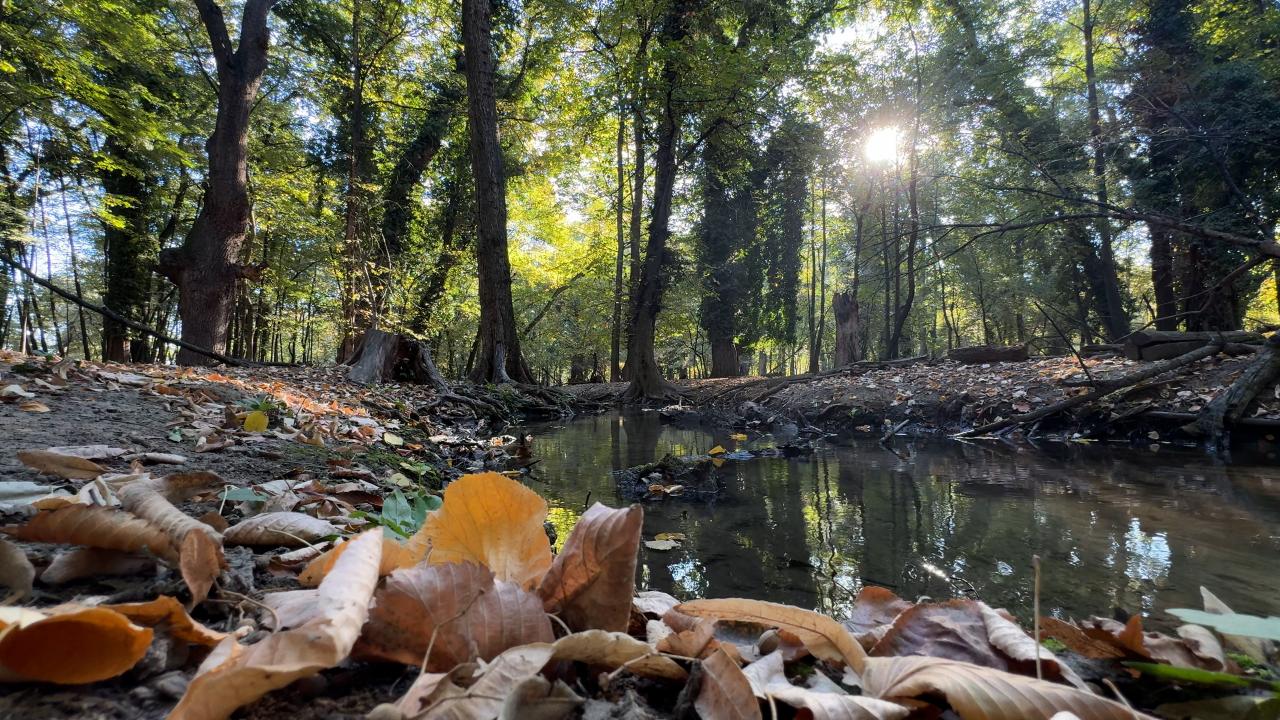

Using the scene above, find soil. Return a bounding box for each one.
[562,354,1279,444]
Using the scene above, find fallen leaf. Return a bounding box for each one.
[654,532,686,542]
[243,410,269,432]
[421,472,552,590]
[861,655,1153,720]
[551,629,687,680]
[634,590,681,617]
[104,595,227,646]
[40,547,154,584]
[118,475,225,604]
[729,433,748,441]
[644,540,679,551]
[680,598,867,674]
[260,589,321,630]
[1,384,34,398]
[167,529,383,720]
[845,586,913,647]
[16,449,105,479]
[383,432,404,447]
[356,560,553,670]
[696,647,762,720]
[537,502,642,632]
[223,511,340,547]
[500,676,583,720]
[2,504,175,559]
[297,534,422,586]
[1196,586,1273,663]
[417,643,557,720]
[0,480,64,511]
[18,400,50,412]
[1039,617,1126,660]
[0,605,152,684]
[44,445,129,459]
[708,445,727,455]
[742,651,908,719]
[0,538,34,603]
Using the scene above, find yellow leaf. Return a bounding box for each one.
[242,411,268,432]
[420,472,552,590]
[0,606,152,684]
[382,432,404,447]
[708,445,726,456]
[729,433,748,441]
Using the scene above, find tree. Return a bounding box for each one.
[159,0,278,365]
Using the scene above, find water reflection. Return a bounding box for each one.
[524,412,1280,626]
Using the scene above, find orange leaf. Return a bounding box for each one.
[2,505,175,559]
[537,502,642,632]
[696,648,762,720]
[296,534,422,587]
[356,560,552,670]
[105,596,227,647]
[0,606,152,684]
[420,472,552,589]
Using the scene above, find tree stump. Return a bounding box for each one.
[345,328,449,390]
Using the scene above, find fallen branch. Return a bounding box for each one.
[1191,333,1280,447]
[956,341,1224,437]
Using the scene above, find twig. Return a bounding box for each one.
[215,586,281,631]
[1033,300,1093,386]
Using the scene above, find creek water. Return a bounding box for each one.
[524,411,1280,626]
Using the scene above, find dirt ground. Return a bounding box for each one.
[563,353,1278,444]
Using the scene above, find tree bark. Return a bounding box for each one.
[462,0,531,383]
[160,0,277,366]
[98,137,153,362]
[611,86,626,381]
[832,290,861,366]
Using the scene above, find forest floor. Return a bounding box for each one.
[563,353,1279,445]
[1,350,1277,720]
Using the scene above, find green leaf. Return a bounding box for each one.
[1124,662,1280,692]
[221,487,268,502]
[1168,609,1280,641]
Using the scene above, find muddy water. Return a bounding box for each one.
[524,412,1280,626]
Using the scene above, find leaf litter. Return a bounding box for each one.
[0,350,1274,718]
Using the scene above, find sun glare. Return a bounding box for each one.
[864,126,901,165]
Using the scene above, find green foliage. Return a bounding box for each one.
[365,489,442,538]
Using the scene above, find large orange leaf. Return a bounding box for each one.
[2,504,175,559]
[862,655,1154,720]
[104,595,227,647]
[0,606,152,684]
[696,647,762,720]
[420,472,552,589]
[356,560,553,670]
[537,502,642,632]
[679,598,867,674]
[168,529,383,720]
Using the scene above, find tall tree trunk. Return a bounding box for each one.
[611,87,626,381]
[160,0,277,366]
[462,0,531,383]
[623,0,691,402]
[624,30,649,380]
[99,137,152,362]
[700,123,740,378]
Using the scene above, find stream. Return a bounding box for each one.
[524,411,1280,626]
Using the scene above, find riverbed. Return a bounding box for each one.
[524,411,1280,626]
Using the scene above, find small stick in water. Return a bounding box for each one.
[1032,554,1042,681]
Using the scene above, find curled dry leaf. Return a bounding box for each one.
[167,529,383,720]
[422,472,552,590]
[0,606,152,684]
[1038,617,1126,660]
[297,534,422,586]
[44,445,129,460]
[742,651,909,720]
[104,595,227,647]
[118,474,225,604]
[416,643,557,720]
[0,537,34,603]
[500,676,583,720]
[16,449,105,479]
[634,590,681,617]
[1082,616,1224,671]
[845,586,913,648]
[223,511,339,547]
[696,647,762,720]
[0,480,65,510]
[41,547,154,584]
[679,598,867,674]
[551,629,687,681]
[260,589,321,630]
[861,655,1155,720]
[537,502,642,632]
[2,504,175,559]
[356,560,553,670]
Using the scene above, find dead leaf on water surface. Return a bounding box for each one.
[696,647,762,720]
[167,529,383,720]
[421,472,552,590]
[16,449,106,479]
[2,504,175,559]
[679,598,867,674]
[40,547,154,584]
[537,502,642,632]
[708,445,727,456]
[0,537,34,603]
[356,560,552,670]
[0,605,152,684]
[223,511,340,547]
[860,655,1154,720]
[644,539,680,551]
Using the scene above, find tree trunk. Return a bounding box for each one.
[624,30,650,381]
[462,0,531,383]
[611,87,626,382]
[833,290,861,366]
[99,137,152,362]
[160,0,276,366]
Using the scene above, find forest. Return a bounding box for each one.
[3,0,1278,396]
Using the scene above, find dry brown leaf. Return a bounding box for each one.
[861,655,1154,720]
[551,629,687,680]
[845,586,913,648]
[1176,624,1227,672]
[498,676,583,720]
[260,589,321,630]
[1038,617,1125,660]
[417,643,557,720]
[634,590,681,617]
[0,537,34,603]
[537,502,642,632]
[104,595,227,646]
[118,474,224,604]
[696,647,762,720]
[421,472,552,590]
[297,533,421,586]
[44,445,129,459]
[0,605,152,683]
[657,616,718,658]
[679,598,867,674]
[223,511,339,547]
[1082,616,1222,670]
[168,529,383,720]
[384,666,474,718]
[356,560,553,670]
[2,504,175,559]
[17,449,106,479]
[742,651,908,720]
